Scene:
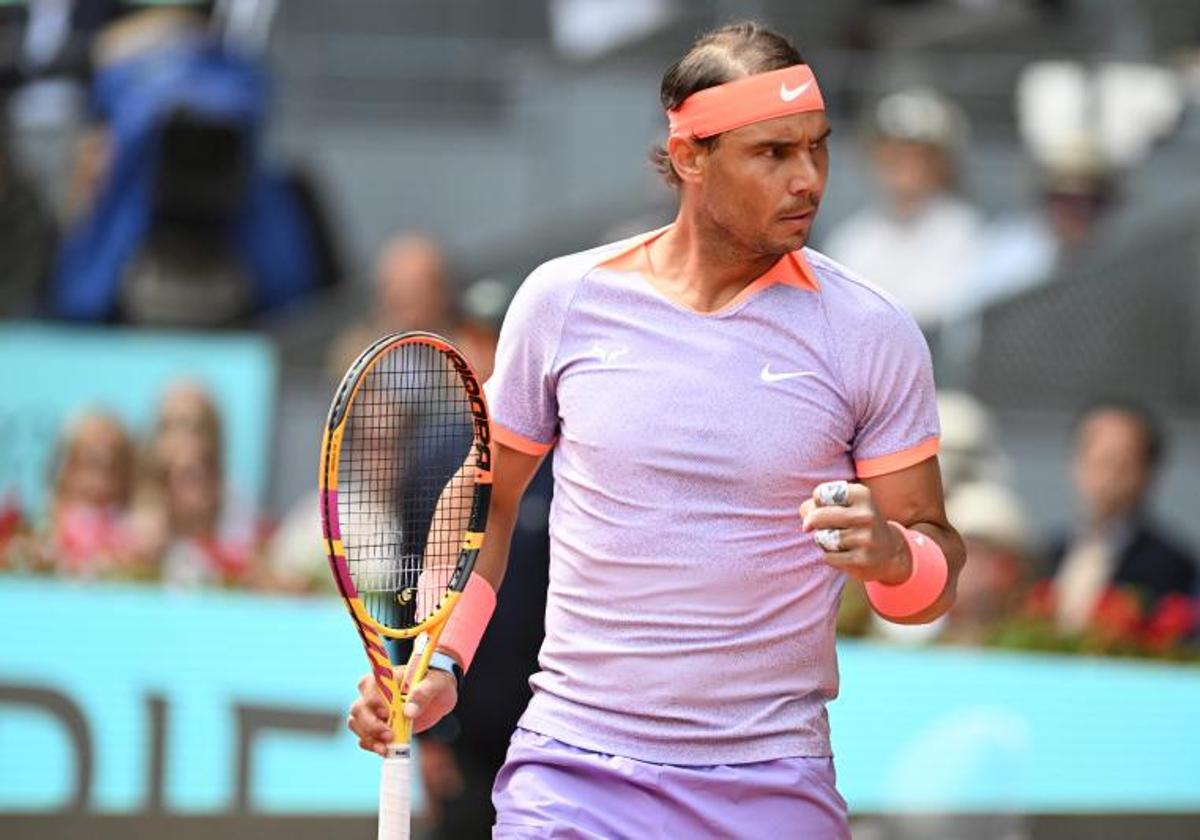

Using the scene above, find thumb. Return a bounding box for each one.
[403,673,448,720]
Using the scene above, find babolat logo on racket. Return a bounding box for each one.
[446,349,492,472]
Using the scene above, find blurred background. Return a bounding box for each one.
[2,1,1199,838]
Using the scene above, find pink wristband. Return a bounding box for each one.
[864,522,949,620]
[438,572,497,671]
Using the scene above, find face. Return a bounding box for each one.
[377,237,450,332]
[872,139,950,213]
[1072,409,1154,524]
[166,443,222,535]
[156,384,220,462]
[684,111,830,256]
[60,416,132,508]
[1046,190,1107,248]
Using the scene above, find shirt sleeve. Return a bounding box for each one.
[848,303,941,478]
[483,261,576,455]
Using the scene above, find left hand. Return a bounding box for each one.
[799,480,911,584]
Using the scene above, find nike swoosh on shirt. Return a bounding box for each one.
[760,364,818,383]
[779,80,813,102]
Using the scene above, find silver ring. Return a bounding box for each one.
[814,528,843,552]
[816,480,850,507]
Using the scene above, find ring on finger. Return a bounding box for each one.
[816,480,850,507]
[814,528,843,552]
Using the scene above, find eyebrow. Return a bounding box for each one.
[750,127,833,149]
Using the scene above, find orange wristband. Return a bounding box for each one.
[864,523,948,621]
[438,572,497,671]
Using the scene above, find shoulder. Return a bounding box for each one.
[804,246,924,337]
[513,231,658,310]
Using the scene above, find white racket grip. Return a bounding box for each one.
[378,746,411,840]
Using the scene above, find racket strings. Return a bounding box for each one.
[337,342,477,631]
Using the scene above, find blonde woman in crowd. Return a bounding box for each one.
[45,410,139,577]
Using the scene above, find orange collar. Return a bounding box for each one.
[598,226,820,294]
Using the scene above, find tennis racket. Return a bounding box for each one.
[319,331,492,839]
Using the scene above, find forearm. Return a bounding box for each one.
[471,500,517,592]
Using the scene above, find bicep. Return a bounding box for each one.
[489,441,546,521]
[861,456,949,527]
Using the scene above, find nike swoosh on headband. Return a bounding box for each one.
[779,80,813,102]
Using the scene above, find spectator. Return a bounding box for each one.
[45,409,137,577]
[151,379,222,468]
[131,380,263,588]
[328,234,454,375]
[823,86,982,330]
[1044,400,1197,634]
[48,12,326,324]
[967,137,1117,316]
[262,272,508,596]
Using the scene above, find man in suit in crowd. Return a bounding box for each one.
[1045,399,1196,633]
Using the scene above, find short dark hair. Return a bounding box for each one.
[1075,397,1165,469]
[651,21,805,186]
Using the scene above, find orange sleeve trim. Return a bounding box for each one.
[493,422,555,456]
[854,436,940,479]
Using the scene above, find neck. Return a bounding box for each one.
[648,206,781,313]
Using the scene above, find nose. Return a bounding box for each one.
[787,153,821,196]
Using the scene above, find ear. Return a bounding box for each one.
[667,134,709,185]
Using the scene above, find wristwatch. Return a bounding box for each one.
[427,650,463,690]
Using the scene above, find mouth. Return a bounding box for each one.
[779,210,815,224]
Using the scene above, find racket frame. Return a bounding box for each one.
[318,330,493,747]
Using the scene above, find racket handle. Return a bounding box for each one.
[378,746,411,840]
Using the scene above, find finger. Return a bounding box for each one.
[803,505,871,532]
[798,498,816,520]
[817,527,871,553]
[366,694,390,720]
[348,713,392,744]
[813,528,844,553]
[822,550,871,579]
[814,480,851,507]
[358,737,389,757]
[404,675,451,721]
[350,701,394,739]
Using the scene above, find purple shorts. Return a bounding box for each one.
[492,728,849,839]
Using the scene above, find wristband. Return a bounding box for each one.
[864,522,948,620]
[438,571,497,671]
[427,650,463,690]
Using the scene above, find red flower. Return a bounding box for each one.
[1142,595,1198,653]
[1088,586,1144,645]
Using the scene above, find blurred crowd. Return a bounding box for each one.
[0,227,510,597]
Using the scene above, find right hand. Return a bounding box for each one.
[347,668,458,756]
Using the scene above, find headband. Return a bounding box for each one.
[667,65,825,140]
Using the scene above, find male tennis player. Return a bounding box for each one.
[349,21,964,837]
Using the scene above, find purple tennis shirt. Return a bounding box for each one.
[484,227,940,765]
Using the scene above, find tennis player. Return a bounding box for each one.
[349,21,964,837]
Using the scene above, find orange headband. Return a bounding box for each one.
[667,65,825,140]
